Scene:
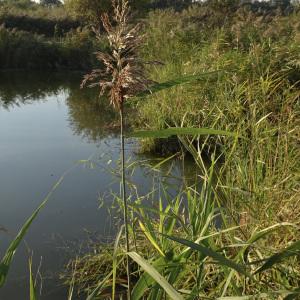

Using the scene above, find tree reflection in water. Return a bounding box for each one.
[0,70,199,182]
[0,71,118,142]
[67,88,118,142]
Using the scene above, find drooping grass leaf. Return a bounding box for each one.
[131,257,165,300]
[129,127,239,139]
[150,153,179,171]
[139,220,165,257]
[164,235,250,277]
[136,71,222,98]
[217,297,254,300]
[247,223,297,245]
[128,252,184,300]
[255,240,300,274]
[239,222,297,258]
[0,173,66,287]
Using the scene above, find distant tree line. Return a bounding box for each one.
[40,0,63,6]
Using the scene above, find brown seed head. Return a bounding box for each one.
[81,0,155,110]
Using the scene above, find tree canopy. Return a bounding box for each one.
[64,0,150,25]
[40,0,62,6]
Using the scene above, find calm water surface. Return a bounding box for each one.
[0,72,195,299]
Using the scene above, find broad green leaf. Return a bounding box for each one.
[136,71,221,97]
[164,235,249,277]
[131,257,165,300]
[129,127,239,139]
[128,252,184,300]
[255,240,300,274]
[0,175,65,287]
[139,221,165,257]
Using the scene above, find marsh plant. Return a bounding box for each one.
[81,0,155,297]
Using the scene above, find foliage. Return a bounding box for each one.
[65,2,299,299]
[0,0,77,36]
[64,0,149,26]
[64,0,112,26]
[40,0,62,6]
[0,25,101,69]
[65,165,299,298]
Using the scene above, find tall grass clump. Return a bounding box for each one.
[65,157,300,298]
[135,2,300,220]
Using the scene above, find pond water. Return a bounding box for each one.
[0,72,197,299]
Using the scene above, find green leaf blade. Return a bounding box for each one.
[128,252,184,300]
[129,127,239,139]
[136,71,222,98]
[164,235,250,277]
[255,240,300,274]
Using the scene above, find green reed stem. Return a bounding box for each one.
[120,102,131,300]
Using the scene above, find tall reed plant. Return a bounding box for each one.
[81,0,155,298]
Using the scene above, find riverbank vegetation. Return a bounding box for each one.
[0,0,299,299]
[61,1,300,299]
[0,0,99,69]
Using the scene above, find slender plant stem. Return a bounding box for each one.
[120,102,131,300]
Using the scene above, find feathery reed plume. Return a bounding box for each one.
[81,0,154,108]
[81,1,155,298]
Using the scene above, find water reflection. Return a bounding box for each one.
[0,70,200,203]
[0,71,71,108]
[67,88,118,142]
[0,71,118,142]
[0,71,126,300]
[0,71,199,300]
[0,70,200,191]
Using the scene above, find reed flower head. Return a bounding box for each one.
[81,0,155,110]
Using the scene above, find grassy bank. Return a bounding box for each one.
[134,2,300,219]
[63,2,300,299]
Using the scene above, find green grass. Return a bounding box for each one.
[64,159,299,299]
[63,3,299,299]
